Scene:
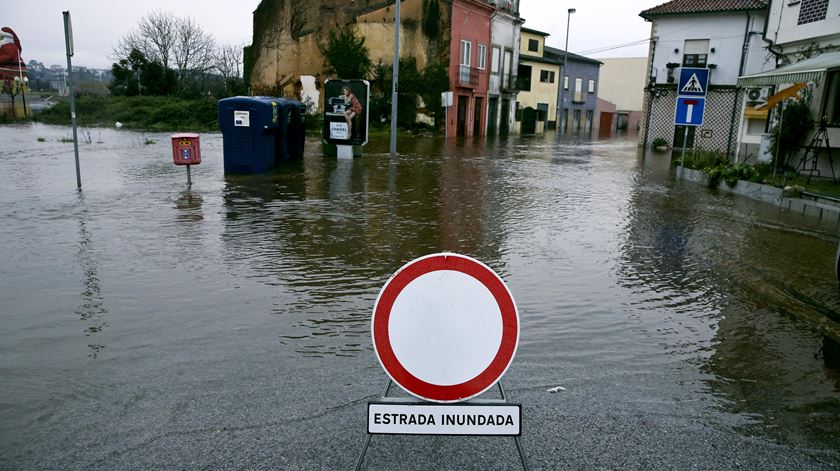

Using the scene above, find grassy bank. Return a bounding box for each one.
[34,95,219,132]
[26,94,441,136]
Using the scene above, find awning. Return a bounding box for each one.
[737,51,840,87]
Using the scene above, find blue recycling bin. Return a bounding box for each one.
[218,96,306,174]
[286,101,307,160]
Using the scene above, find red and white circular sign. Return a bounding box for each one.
[371,253,519,403]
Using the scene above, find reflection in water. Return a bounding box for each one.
[618,148,840,449]
[5,125,840,461]
[221,139,507,357]
[174,190,204,222]
[74,201,108,359]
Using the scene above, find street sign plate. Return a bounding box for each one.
[674,96,706,126]
[371,253,519,403]
[368,401,521,436]
[678,67,709,97]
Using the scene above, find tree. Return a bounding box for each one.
[320,27,372,79]
[172,16,216,85]
[770,99,814,170]
[114,11,177,69]
[216,44,243,80]
[113,11,216,94]
[423,0,441,40]
[419,62,450,129]
[216,44,246,97]
[109,48,176,97]
[109,48,146,96]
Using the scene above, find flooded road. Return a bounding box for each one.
[2,123,840,469]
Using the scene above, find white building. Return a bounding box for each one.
[736,0,840,167]
[639,0,774,153]
[487,0,522,136]
[598,57,648,132]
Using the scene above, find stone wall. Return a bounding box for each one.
[249,0,450,107]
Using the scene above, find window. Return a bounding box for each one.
[491,46,501,74]
[539,70,555,83]
[517,64,532,91]
[573,77,584,102]
[503,49,513,89]
[528,39,539,52]
[682,39,709,67]
[564,75,569,90]
[588,79,595,93]
[683,54,708,67]
[460,40,472,67]
[798,0,828,25]
[823,70,840,126]
[460,40,472,84]
[478,44,487,70]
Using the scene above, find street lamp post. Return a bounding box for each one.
[559,8,575,134]
[389,0,401,156]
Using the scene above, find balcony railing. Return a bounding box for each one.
[573,91,585,103]
[500,73,517,92]
[459,65,479,87]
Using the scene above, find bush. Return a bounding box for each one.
[652,137,668,148]
[35,95,220,131]
[769,99,813,169]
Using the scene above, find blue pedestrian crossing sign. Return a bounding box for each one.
[678,68,709,97]
[674,96,705,126]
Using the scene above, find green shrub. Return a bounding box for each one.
[652,137,668,148]
[34,95,219,131]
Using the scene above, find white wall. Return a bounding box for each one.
[650,12,772,86]
[767,0,840,51]
[490,13,518,95]
[598,57,647,111]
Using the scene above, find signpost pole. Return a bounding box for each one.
[680,126,688,177]
[498,382,530,471]
[389,0,400,156]
[63,11,81,190]
[355,380,392,471]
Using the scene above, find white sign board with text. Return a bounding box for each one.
[368,402,521,436]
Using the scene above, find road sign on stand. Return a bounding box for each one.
[675,96,706,127]
[357,253,529,470]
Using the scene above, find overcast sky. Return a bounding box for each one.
[6,0,660,70]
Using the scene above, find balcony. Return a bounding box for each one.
[573,91,585,103]
[459,65,480,87]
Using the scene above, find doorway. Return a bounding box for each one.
[488,97,498,136]
[473,97,483,137]
[457,96,468,137]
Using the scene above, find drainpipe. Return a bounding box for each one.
[728,13,752,159]
[643,33,657,147]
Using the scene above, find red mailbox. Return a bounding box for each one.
[171,133,201,166]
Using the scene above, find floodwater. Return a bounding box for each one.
[2,123,840,469]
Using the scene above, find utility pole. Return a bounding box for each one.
[389,0,401,156]
[63,11,81,190]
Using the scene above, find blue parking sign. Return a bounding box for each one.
[674,96,705,126]
[678,68,709,97]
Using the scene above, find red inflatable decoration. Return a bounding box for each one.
[0,27,26,82]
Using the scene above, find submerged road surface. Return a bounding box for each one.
[1,124,840,469]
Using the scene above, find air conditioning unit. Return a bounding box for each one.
[746,87,770,105]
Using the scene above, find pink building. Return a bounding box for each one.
[448,0,494,138]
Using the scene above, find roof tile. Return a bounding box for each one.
[640,0,767,19]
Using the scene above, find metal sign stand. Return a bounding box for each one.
[354,380,529,471]
[337,145,354,160]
